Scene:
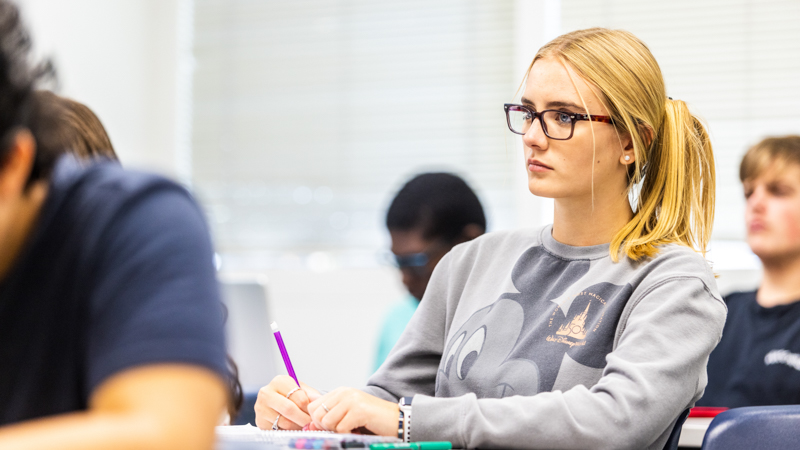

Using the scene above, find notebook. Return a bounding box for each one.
[216,424,401,449]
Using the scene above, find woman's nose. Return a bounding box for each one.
[522,117,548,150]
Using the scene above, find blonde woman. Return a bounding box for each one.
[255,28,726,449]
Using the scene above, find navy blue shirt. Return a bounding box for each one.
[698,290,800,407]
[0,156,227,424]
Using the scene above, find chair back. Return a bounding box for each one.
[221,278,278,392]
[663,408,690,450]
[233,391,259,427]
[702,405,800,449]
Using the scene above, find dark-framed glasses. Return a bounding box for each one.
[383,239,450,273]
[504,103,614,140]
[393,252,429,269]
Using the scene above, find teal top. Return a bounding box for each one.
[374,294,420,372]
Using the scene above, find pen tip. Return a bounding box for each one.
[270,321,279,332]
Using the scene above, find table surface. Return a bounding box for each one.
[678,417,713,448]
[216,419,715,449]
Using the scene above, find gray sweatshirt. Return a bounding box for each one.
[364,225,727,449]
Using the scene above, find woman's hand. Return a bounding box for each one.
[254,375,321,430]
[307,387,399,436]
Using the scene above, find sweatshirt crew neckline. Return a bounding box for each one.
[539,224,612,261]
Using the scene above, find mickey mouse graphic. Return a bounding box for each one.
[436,246,633,398]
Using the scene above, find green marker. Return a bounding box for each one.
[369,442,452,450]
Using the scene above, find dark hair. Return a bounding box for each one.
[26,90,117,180]
[386,172,486,242]
[0,0,52,167]
[226,354,244,419]
[219,303,243,420]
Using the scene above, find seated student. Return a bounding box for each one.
[0,2,228,449]
[698,135,800,408]
[256,27,726,449]
[375,173,485,371]
[27,89,245,423]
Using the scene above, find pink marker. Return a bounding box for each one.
[271,322,300,387]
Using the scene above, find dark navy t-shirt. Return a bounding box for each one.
[0,156,227,424]
[698,290,800,407]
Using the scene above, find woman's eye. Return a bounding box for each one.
[557,113,572,124]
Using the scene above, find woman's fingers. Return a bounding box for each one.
[334,410,368,435]
[319,398,350,432]
[307,387,339,418]
[308,389,343,430]
[253,406,294,431]
[268,389,312,429]
[307,387,400,435]
[253,405,275,430]
[307,395,330,429]
[286,386,312,413]
[254,375,315,430]
[300,381,322,402]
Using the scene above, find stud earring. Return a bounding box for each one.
[624,155,631,161]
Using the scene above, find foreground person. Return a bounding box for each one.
[0,2,228,448]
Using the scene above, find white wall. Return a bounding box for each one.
[17,0,188,178]
[259,268,406,390]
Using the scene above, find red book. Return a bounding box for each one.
[688,407,729,418]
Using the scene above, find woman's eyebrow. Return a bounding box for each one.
[546,100,583,110]
[520,97,584,111]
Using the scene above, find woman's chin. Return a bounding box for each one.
[527,182,558,199]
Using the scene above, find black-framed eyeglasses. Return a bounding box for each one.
[393,252,429,269]
[504,103,614,140]
[386,239,450,273]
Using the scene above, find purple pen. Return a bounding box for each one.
[270,321,300,387]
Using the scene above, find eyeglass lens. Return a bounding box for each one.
[393,252,429,269]
[507,107,575,139]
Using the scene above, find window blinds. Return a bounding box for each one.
[192,0,518,269]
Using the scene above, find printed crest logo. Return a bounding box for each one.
[556,301,590,340]
[546,291,608,348]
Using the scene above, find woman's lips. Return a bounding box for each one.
[528,159,553,172]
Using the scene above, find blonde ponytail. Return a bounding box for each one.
[610,99,715,261]
[532,28,716,261]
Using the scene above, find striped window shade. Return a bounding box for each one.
[191,0,520,270]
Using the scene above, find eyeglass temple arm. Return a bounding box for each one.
[577,113,614,124]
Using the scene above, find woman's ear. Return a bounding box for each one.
[620,131,635,165]
[620,124,654,165]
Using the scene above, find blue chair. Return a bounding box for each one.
[663,408,690,450]
[232,391,259,426]
[702,405,800,449]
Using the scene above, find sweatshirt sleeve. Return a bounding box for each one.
[406,277,727,449]
[363,251,457,402]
